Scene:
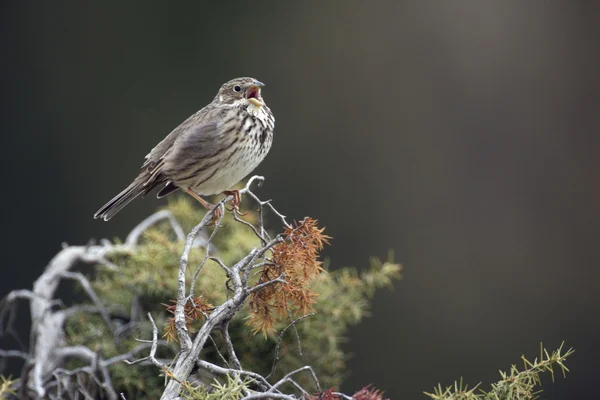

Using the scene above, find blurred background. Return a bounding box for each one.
[2,1,599,398]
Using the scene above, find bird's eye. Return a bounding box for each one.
[233,85,241,92]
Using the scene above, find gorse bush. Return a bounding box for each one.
[64,195,401,398]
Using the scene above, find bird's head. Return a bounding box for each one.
[215,77,266,108]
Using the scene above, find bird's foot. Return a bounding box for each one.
[185,188,223,225]
[223,190,246,215]
[209,206,224,225]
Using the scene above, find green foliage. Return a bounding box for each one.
[180,374,254,400]
[0,376,18,400]
[424,343,573,400]
[64,197,401,397]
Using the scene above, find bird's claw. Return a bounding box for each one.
[223,190,246,215]
[209,206,223,226]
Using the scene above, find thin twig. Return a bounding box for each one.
[124,313,165,369]
[125,209,185,246]
[267,313,315,379]
[248,275,287,294]
[287,378,310,397]
[196,360,271,392]
[246,190,291,229]
[189,209,225,298]
[250,261,275,270]
[242,236,284,285]
[241,393,297,400]
[333,392,354,400]
[207,334,229,367]
[233,209,267,245]
[268,366,322,394]
[103,341,170,366]
[0,349,29,360]
[58,271,115,333]
[221,321,242,370]
[208,256,232,276]
[286,302,304,356]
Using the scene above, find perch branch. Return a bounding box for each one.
[1,177,360,400]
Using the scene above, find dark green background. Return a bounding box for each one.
[2,1,599,398]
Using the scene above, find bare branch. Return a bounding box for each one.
[60,305,100,319]
[75,373,96,400]
[333,392,354,400]
[242,236,284,286]
[4,289,40,303]
[174,206,218,351]
[286,302,304,356]
[241,393,297,400]
[58,271,115,333]
[124,313,165,369]
[102,341,166,366]
[268,313,316,379]
[287,378,311,397]
[51,350,118,400]
[250,261,275,270]
[189,209,225,298]
[221,321,241,370]
[125,209,186,246]
[207,334,229,367]
[248,274,287,294]
[196,360,271,392]
[97,359,119,400]
[246,190,291,230]
[0,349,29,360]
[268,366,322,394]
[55,345,96,362]
[251,236,284,263]
[2,176,363,400]
[161,179,308,399]
[233,209,267,245]
[208,256,232,276]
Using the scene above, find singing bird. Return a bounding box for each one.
[94,77,274,221]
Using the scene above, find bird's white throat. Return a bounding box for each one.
[247,102,265,117]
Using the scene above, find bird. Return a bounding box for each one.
[94,77,275,221]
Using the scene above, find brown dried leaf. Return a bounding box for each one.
[248,217,331,335]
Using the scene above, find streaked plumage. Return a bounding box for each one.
[94,77,274,221]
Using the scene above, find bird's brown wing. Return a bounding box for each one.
[142,108,209,169]
[141,105,220,185]
[95,105,220,220]
[160,121,222,180]
[145,120,220,198]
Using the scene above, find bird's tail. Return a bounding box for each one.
[94,180,145,221]
[94,174,165,221]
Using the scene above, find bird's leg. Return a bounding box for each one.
[223,189,246,215]
[185,188,222,224]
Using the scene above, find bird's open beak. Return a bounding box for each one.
[246,82,265,107]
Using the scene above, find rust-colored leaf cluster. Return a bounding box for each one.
[310,386,387,400]
[248,217,331,335]
[309,388,340,400]
[352,385,388,400]
[162,296,213,342]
